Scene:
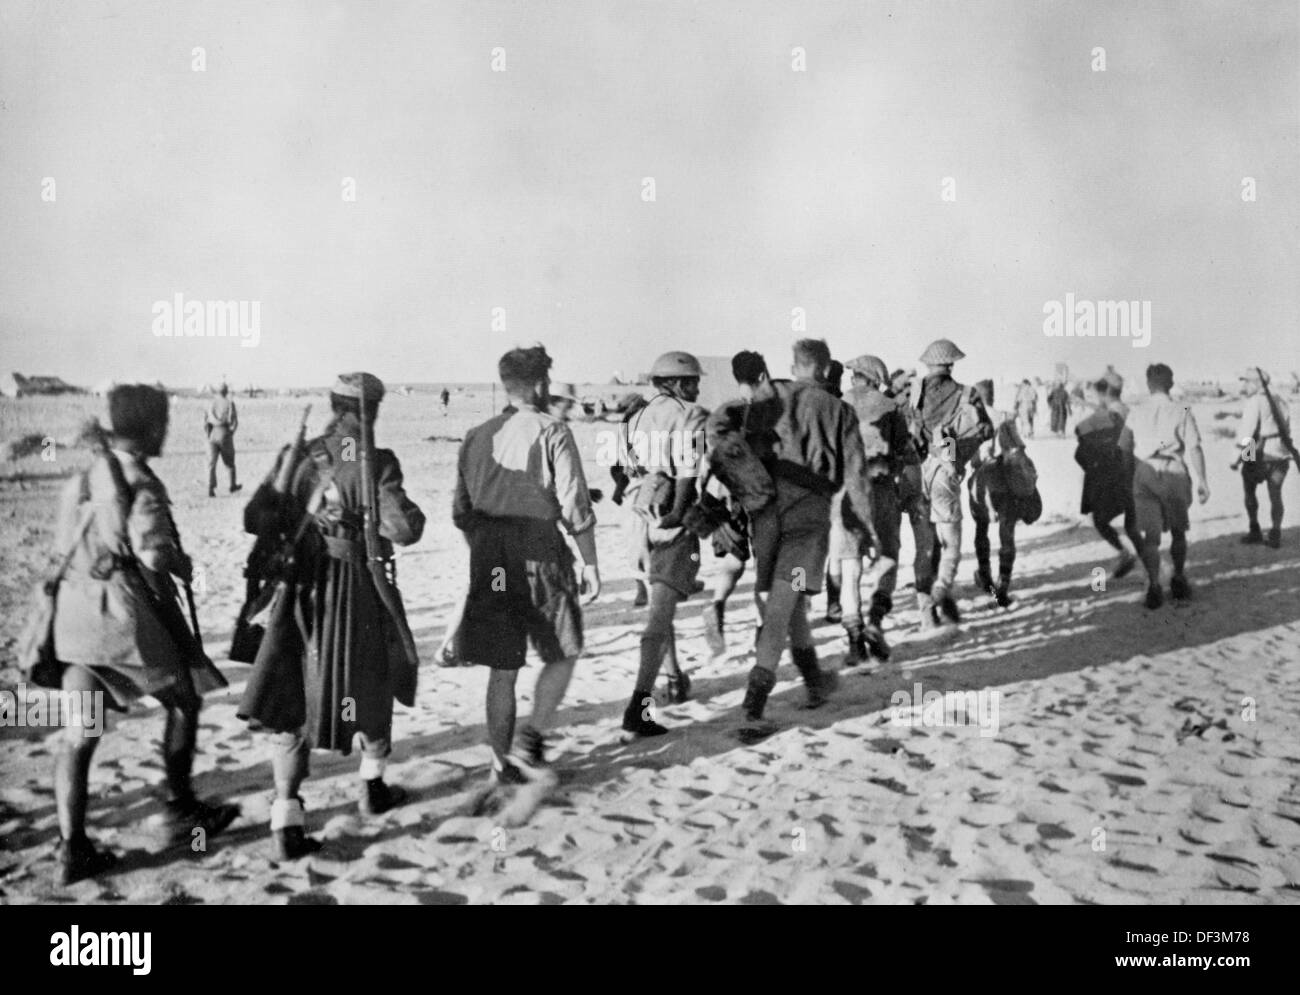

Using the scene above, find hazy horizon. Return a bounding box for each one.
[2,1,1296,393]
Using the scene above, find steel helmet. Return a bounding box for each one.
[846,354,889,385]
[650,351,704,378]
[919,339,966,365]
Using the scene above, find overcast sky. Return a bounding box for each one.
[1,0,1296,391]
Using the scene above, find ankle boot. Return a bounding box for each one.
[270,797,321,860]
[994,575,1013,608]
[792,646,836,709]
[863,609,891,661]
[842,619,868,667]
[742,666,777,721]
[622,688,669,738]
[57,833,118,886]
[1242,523,1264,544]
[359,778,408,816]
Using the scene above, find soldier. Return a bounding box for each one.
[1237,368,1291,548]
[968,380,1031,606]
[440,387,450,415]
[204,383,241,497]
[608,391,652,606]
[619,351,708,736]
[1119,364,1210,608]
[700,351,768,658]
[832,354,916,663]
[452,347,601,783]
[886,368,940,632]
[1014,379,1038,437]
[239,373,425,859]
[708,339,873,726]
[37,384,237,884]
[1047,380,1072,436]
[1074,377,1142,578]
[914,339,993,628]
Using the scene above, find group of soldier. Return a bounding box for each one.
[27,342,1292,884]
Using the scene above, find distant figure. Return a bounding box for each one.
[1047,381,1071,436]
[1015,379,1038,437]
[440,387,450,414]
[1119,363,1210,609]
[204,383,241,497]
[1237,367,1290,548]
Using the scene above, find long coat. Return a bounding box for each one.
[237,415,424,753]
[43,450,222,707]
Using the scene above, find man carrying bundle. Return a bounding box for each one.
[708,339,873,726]
[239,373,425,859]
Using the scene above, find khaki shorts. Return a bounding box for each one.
[1132,461,1192,535]
[647,526,701,597]
[922,454,965,525]
[752,486,831,595]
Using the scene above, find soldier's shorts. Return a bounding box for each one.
[461,516,583,671]
[1133,460,1192,535]
[752,485,831,595]
[710,508,751,561]
[207,432,235,468]
[922,454,965,525]
[647,525,701,597]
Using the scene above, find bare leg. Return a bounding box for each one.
[486,668,519,766]
[54,665,103,842]
[530,657,576,733]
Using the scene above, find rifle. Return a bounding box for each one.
[1258,367,1300,470]
[230,404,312,662]
[357,398,420,688]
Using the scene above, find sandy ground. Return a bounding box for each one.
[1,388,1298,905]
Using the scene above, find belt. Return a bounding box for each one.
[321,535,392,563]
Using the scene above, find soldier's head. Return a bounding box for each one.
[330,372,384,424]
[1145,363,1174,395]
[1088,378,1110,406]
[889,368,915,397]
[731,350,769,399]
[650,351,702,403]
[847,355,889,391]
[499,345,553,410]
[218,382,229,397]
[1239,368,1268,397]
[791,339,831,384]
[108,383,169,457]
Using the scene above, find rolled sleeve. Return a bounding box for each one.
[550,424,596,534]
[376,451,426,546]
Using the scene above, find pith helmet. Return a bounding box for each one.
[919,339,965,365]
[846,354,889,385]
[651,351,703,378]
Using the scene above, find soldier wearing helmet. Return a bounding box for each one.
[617,350,709,739]
[914,338,993,629]
[824,354,923,664]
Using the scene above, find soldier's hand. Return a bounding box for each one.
[580,564,601,604]
[1197,482,1210,504]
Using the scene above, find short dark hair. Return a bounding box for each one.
[825,360,844,397]
[499,346,553,390]
[1146,363,1174,393]
[792,338,831,370]
[108,384,169,442]
[1091,378,1110,395]
[731,350,768,387]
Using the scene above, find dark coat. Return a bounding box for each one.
[237,415,425,753]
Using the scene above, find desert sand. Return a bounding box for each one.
[2,387,1298,905]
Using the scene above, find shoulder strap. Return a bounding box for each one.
[50,501,96,584]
